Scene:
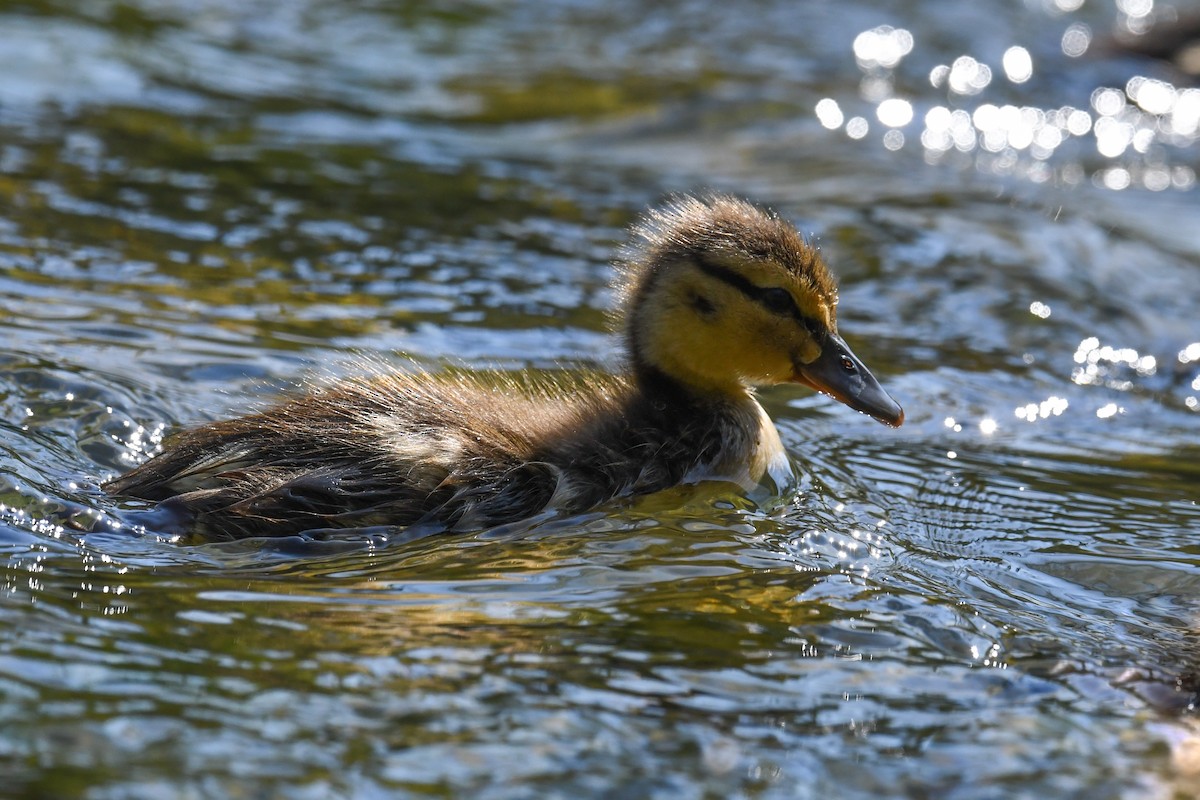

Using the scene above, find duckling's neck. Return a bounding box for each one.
[626,360,789,492]
[628,360,744,408]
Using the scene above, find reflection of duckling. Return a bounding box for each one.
[105,194,903,540]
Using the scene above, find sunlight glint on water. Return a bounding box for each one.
[0,0,1198,797]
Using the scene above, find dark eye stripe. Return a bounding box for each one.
[693,257,824,336]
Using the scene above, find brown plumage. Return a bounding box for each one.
[105,194,903,540]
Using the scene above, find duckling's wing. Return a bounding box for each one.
[125,460,454,540]
[161,459,561,539]
[418,460,561,532]
[222,468,408,520]
[107,431,560,540]
[220,467,444,533]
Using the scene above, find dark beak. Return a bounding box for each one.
[792,333,904,427]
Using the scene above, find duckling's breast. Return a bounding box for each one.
[683,396,794,494]
[748,401,794,490]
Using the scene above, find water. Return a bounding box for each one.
[2,1,1199,797]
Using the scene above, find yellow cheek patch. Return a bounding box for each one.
[796,338,823,365]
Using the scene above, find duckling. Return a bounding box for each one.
[105,194,903,540]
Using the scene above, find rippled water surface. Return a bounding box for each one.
[3,1,1200,797]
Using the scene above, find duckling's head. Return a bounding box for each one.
[618,194,903,426]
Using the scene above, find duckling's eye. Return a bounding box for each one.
[760,287,796,316]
